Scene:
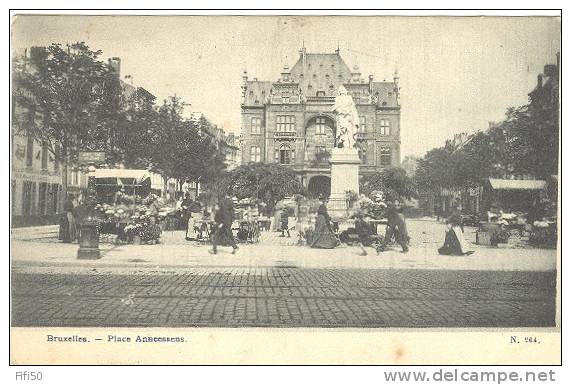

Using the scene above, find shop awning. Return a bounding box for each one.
[488,178,546,191]
[91,169,151,187]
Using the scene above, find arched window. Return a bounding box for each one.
[276,143,295,165]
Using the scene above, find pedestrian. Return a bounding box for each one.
[438,205,475,255]
[63,194,76,243]
[378,199,410,253]
[353,211,375,256]
[280,208,291,237]
[310,204,339,249]
[209,195,238,255]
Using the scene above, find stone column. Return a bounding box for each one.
[328,147,360,218]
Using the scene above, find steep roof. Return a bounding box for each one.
[290,53,353,97]
[244,80,272,106]
[372,82,399,108]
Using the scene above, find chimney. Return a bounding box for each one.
[108,57,121,76]
[368,74,373,93]
[241,70,248,105]
[351,65,361,83]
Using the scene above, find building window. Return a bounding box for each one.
[316,90,326,97]
[26,136,34,167]
[278,145,294,165]
[250,145,261,162]
[315,117,327,134]
[22,181,32,215]
[11,180,16,215]
[359,116,366,132]
[282,97,289,104]
[276,115,295,132]
[54,145,60,172]
[251,117,262,134]
[38,182,47,215]
[379,147,392,166]
[380,119,391,136]
[359,148,367,164]
[41,142,48,170]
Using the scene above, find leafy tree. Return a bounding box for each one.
[219,163,305,210]
[147,96,226,193]
[360,167,416,202]
[14,42,123,205]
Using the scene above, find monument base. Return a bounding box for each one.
[328,147,360,219]
[77,247,101,260]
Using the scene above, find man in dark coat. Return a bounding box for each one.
[378,200,410,253]
[210,196,238,254]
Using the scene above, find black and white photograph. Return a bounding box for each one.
[9,11,561,365]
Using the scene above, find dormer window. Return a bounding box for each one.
[316,91,326,97]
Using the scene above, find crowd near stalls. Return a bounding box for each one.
[434,177,559,249]
[58,169,556,253]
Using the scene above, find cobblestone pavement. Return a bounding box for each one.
[11,268,556,328]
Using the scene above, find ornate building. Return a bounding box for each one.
[240,47,401,198]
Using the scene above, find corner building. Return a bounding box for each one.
[240,48,401,198]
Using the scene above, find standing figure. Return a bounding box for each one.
[332,85,360,149]
[438,206,475,255]
[378,200,410,253]
[310,204,339,249]
[280,208,291,237]
[210,196,238,255]
[63,195,76,243]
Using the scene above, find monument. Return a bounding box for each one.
[328,86,361,217]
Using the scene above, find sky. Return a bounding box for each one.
[11,15,560,157]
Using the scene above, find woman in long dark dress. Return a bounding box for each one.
[310,204,339,249]
[438,207,475,256]
[210,197,238,255]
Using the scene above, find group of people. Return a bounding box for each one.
[59,194,87,243]
[306,198,475,257]
[308,199,411,255]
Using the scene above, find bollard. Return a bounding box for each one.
[77,218,101,259]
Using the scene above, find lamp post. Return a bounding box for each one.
[77,160,102,259]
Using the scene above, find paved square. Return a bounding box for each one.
[10,219,558,328]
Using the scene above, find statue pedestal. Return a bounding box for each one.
[328,147,360,218]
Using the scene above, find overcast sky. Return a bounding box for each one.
[12,15,560,157]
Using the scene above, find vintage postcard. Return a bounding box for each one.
[9,12,561,365]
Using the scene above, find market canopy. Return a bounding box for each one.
[91,169,151,186]
[488,178,546,191]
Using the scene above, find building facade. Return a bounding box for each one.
[240,48,401,197]
[11,49,156,226]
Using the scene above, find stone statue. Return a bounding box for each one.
[332,85,360,149]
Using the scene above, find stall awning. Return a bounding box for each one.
[91,169,151,187]
[488,178,546,191]
[91,169,150,182]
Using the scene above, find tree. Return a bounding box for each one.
[14,42,123,206]
[219,163,305,210]
[360,167,416,202]
[147,96,226,194]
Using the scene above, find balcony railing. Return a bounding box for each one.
[274,131,296,138]
[354,132,367,140]
[306,96,335,104]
